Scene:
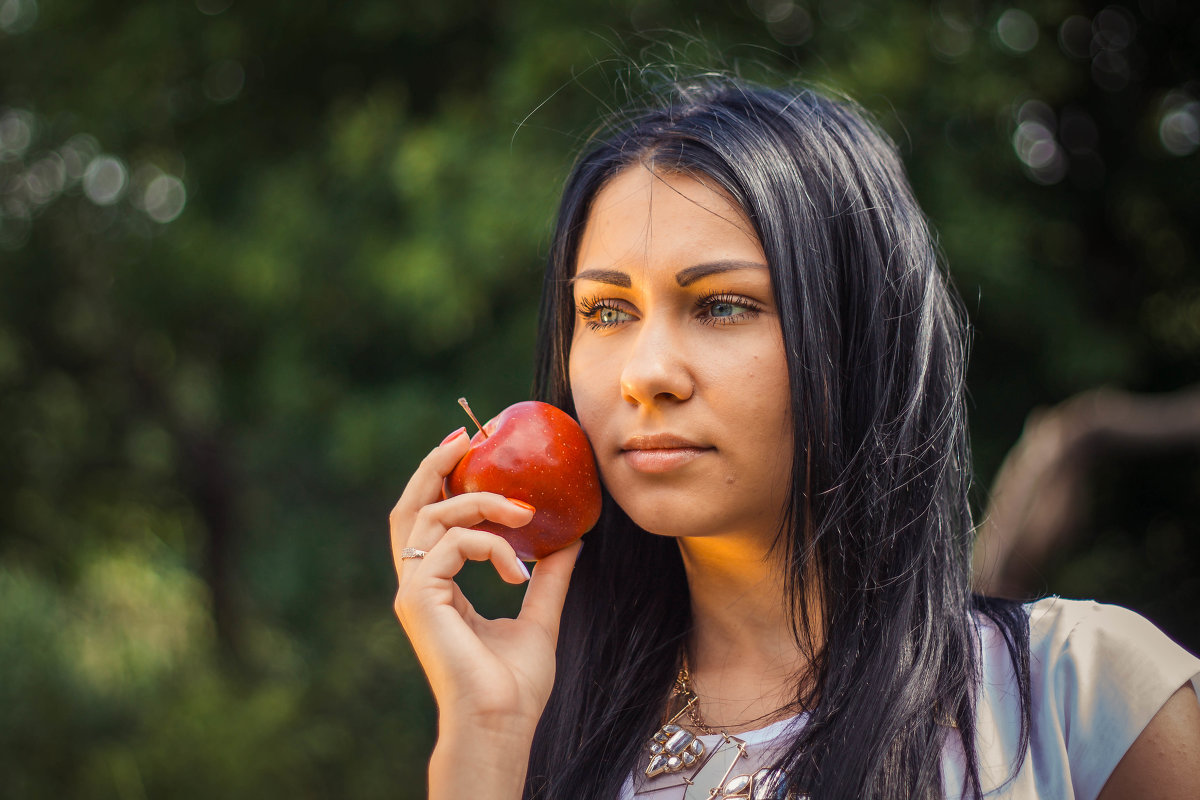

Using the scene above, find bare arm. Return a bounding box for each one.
[1096,682,1200,800]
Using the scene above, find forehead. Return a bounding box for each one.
[574,166,762,275]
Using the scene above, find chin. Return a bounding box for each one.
[628,515,688,539]
[602,469,717,533]
[615,496,714,540]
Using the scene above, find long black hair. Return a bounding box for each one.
[526,76,1030,800]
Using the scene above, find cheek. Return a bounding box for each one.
[567,346,601,430]
[733,348,792,440]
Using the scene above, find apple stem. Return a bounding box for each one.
[457,397,488,439]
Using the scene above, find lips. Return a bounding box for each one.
[619,434,713,474]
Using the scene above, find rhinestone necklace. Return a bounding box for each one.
[644,655,800,780]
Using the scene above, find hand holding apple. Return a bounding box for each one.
[444,398,602,560]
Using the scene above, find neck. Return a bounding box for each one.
[676,533,818,731]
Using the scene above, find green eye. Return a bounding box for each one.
[578,297,635,329]
[697,294,762,325]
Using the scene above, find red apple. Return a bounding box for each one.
[444,399,602,560]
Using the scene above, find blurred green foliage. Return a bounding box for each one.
[1,0,1197,796]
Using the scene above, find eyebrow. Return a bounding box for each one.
[674,259,768,287]
[569,268,631,287]
[570,260,768,289]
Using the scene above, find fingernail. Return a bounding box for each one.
[575,542,585,562]
[440,427,467,446]
[508,498,536,513]
[516,560,531,581]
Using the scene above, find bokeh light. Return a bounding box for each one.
[129,164,188,224]
[1090,5,1137,91]
[1013,99,1066,184]
[59,134,100,182]
[1093,5,1136,50]
[1159,95,1200,157]
[929,5,974,62]
[1058,15,1092,59]
[996,8,1038,53]
[143,174,188,223]
[1057,8,1141,91]
[25,153,65,205]
[2,104,188,238]
[83,155,129,206]
[0,0,37,34]
[772,5,814,45]
[747,0,815,46]
[0,108,34,161]
[203,60,245,104]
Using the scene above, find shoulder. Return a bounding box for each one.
[969,597,1200,800]
[1022,597,1197,708]
[1095,681,1200,800]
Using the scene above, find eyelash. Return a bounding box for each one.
[575,292,763,330]
[697,293,764,326]
[574,295,623,330]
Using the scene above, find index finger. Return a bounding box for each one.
[389,428,471,535]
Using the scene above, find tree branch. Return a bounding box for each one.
[972,384,1200,598]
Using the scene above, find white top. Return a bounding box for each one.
[619,598,1200,799]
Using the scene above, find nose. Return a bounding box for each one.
[619,318,695,407]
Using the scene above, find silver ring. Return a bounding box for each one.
[399,547,428,560]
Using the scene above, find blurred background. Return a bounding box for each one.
[1,0,1197,797]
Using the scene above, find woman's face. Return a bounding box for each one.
[568,166,793,545]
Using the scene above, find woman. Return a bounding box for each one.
[390,78,1200,799]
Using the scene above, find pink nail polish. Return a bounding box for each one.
[517,560,531,581]
[440,427,467,446]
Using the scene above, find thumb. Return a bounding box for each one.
[517,540,583,639]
